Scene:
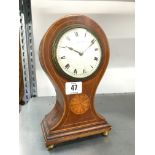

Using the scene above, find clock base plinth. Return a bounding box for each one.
[41,119,111,147]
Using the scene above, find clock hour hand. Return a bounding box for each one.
[67,46,82,55]
[61,46,82,55]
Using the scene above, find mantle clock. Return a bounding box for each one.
[39,15,112,149]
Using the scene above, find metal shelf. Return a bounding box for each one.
[19,0,37,103]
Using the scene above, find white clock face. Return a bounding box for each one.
[55,27,102,79]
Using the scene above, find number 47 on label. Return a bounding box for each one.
[65,82,82,95]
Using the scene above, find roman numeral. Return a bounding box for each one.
[85,32,87,37]
[95,48,98,51]
[83,69,86,73]
[60,46,66,48]
[61,56,66,59]
[74,32,78,37]
[90,65,93,68]
[66,36,70,41]
[91,39,96,44]
[74,69,77,74]
[65,64,70,69]
[94,57,98,61]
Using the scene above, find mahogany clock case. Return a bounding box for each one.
[39,15,111,147]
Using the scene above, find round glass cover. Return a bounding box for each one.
[55,27,102,79]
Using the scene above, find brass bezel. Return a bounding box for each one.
[52,24,104,81]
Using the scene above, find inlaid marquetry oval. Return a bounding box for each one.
[70,94,90,115]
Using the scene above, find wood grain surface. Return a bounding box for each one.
[39,15,111,147]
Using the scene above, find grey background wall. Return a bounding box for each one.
[31,1,135,96]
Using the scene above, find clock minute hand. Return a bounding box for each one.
[83,39,96,53]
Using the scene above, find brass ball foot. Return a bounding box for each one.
[102,131,109,136]
[48,145,54,150]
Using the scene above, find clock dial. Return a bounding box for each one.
[55,27,102,79]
